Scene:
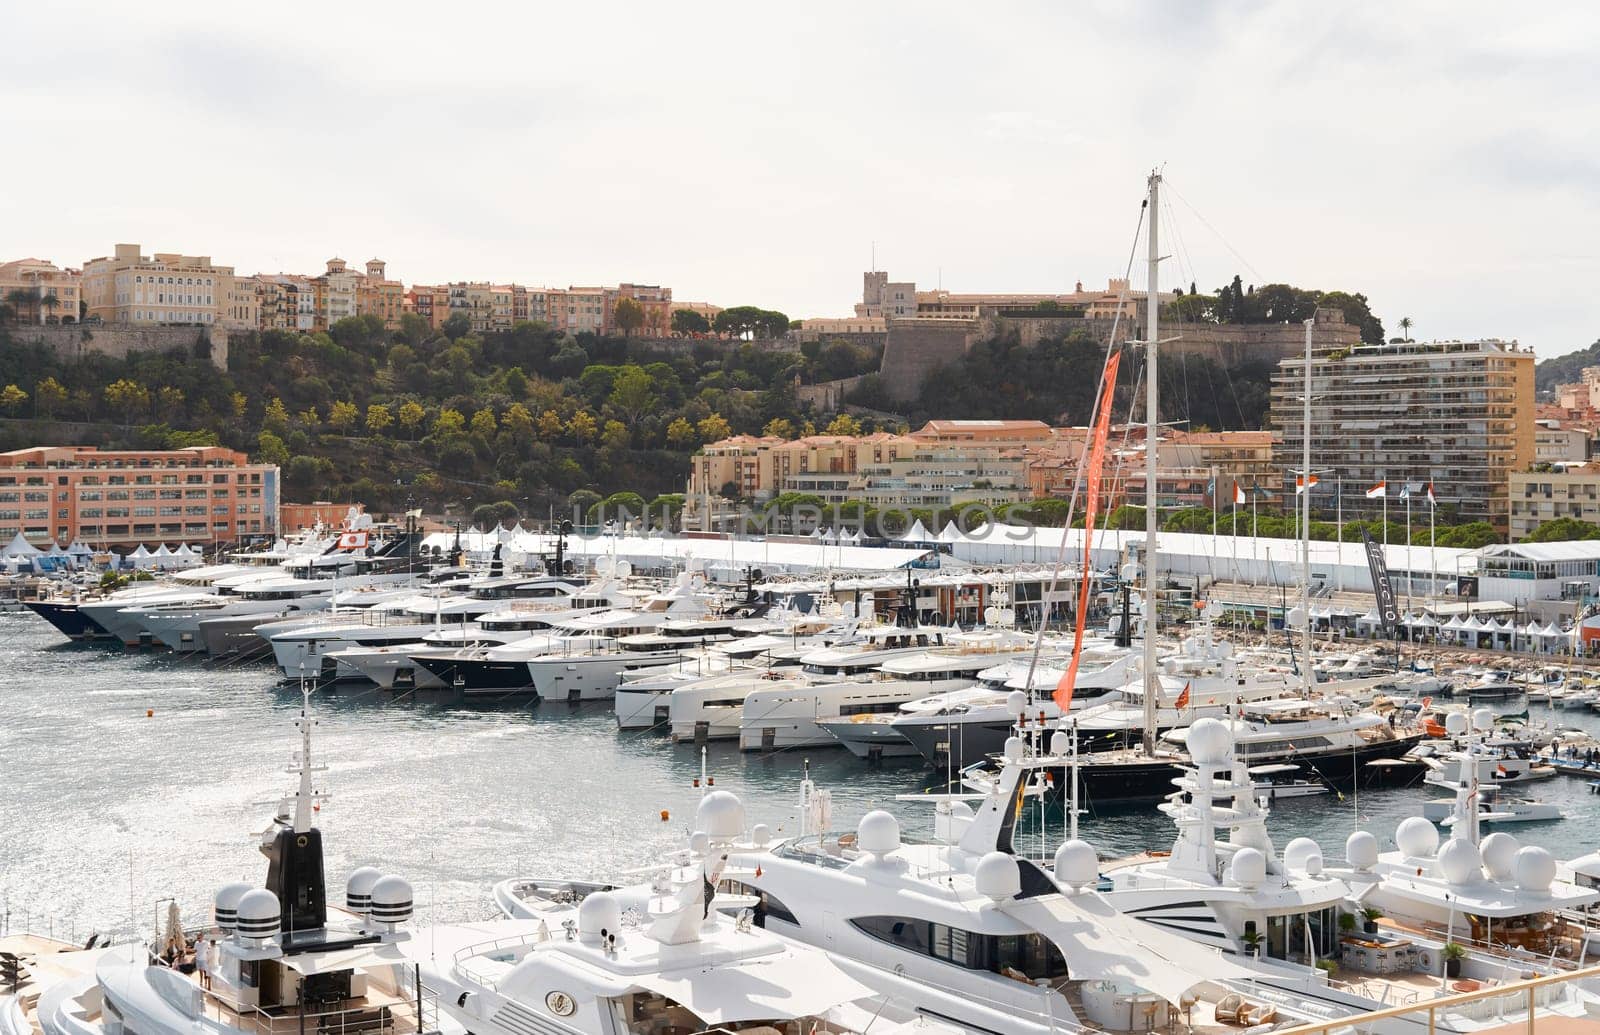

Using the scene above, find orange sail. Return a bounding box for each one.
[1055,350,1121,712]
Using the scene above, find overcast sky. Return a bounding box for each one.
[5,3,1597,356]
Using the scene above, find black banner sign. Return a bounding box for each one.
[1359,528,1401,639]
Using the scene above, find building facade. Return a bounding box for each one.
[0,445,278,549]
[356,259,404,329]
[1270,338,1535,527]
[1508,466,1600,540]
[0,258,82,324]
[81,244,234,327]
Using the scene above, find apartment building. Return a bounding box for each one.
[0,258,82,323]
[356,259,404,329]
[258,275,317,332]
[1509,466,1600,540]
[81,244,234,326]
[404,285,449,330]
[548,286,610,334]
[1270,338,1535,527]
[0,445,278,549]
[222,275,261,331]
[1534,418,1593,464]
[617,283,673,336]
[313,258,362,330]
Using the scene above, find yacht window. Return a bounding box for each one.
[850,917,1067,979]
[721,880,798,926]
[852,916,929,954]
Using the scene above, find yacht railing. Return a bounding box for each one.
[1272,960,1600,1035]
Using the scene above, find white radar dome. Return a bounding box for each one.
[1472,708,1495,732]
[578,891,623,945]
[1480,833,1520,881]
[1004,736,1025,761]
[974,852,1022,901]
[1514,846,1556,894]
[213,881,253,932]
[857,810,902,855]
[1395,816,1440,859]
[1186,718,1234,766]
[1283,837,1324,876]
[749,823,771,847]
[345,867,382,914]
[689,831,710,857]
[1344,831,1379,871]
[1229,847,1267,890]
[1286,606,1306,630]
[695,791,745,841]
[1436,837,1483,887]
[1006,691,1028,718]
[1444,711,1469,736]
[1054,840,1099,891]
[1050,731,1071,756]
[370,876,414,926]
[236,889,281,943]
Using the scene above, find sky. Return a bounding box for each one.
[4,2,1599,357]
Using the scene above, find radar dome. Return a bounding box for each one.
[370,876,414,926]
[749,823,771,847]
[1514,846,1556,894]
[1003,736,1025,761]
[974,852,1022,901]
[236,889,281,943]
[1480,833,1520,881]
[1049,731,1071,756]
[345,867,382,914]
[1006,691,1028,718]
[1186,718,1234,766]
[695,791,745,841]
[1395,816,1440,859]
[1054,840,1099,891]
[1284,837,1324,876]
[1436,837,1483,887]
[1229,847,1267,890]
[213,881,253,932]
[578,891,623,945]
[1472,708,1495,732]
[1344,831,1379,871]
[857,810,902,855]
[1444,711,1469,736]
[689,831,710,856]
[1286,606,1306,630]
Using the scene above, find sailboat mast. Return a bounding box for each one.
[1301,317,1315,697]
[1143,171,1161,754]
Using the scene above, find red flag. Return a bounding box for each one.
[1055,351,1121,713]
[337,530,370,550]
[1175,681,1191,711]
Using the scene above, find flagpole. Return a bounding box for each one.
[1429,486,1437,613]
[1252,488,1258,585]
[1405,486,1413,612]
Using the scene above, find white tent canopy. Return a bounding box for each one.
[2,531,42,557]
[899,518,932,542]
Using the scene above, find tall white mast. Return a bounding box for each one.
[1301,317,1315,698]
[1142,171,1161,754]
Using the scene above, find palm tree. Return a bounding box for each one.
[3,288,32,326]
[39,291,60,324]
[1398,316,1413,341]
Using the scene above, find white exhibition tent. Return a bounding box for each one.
[898,519,932,543]
[2,531,42,558]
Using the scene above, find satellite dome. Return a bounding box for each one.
[370,876,414,926]
[1286,606,1306,630]
[1480,832,1520,881]
[1006,690,1028,718]
[578,891,623,945]
[1283,837,1323,876]
[857,810,901,855]
[1444,711,1469,736]
[974,852,1022,901]
[236,889,281,943]
[1049,731,1071,756]
[1054,840,1099,891]
[1344,831,1379,871]
[689,831,710,856]
[1395,816,1440,859]
[934,800,975,842]
[749,823,771,847]
[1004,736,1025,761]
[1436,837,1483,887]
[345,867,382,914]
[1514,846,1556,894]
[1187,718,1234,766]
[1472,708,1495,732]
[1229,847,1266,890]
[213,881,254,932]
[695,791,745,841]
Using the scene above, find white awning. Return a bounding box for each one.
[1000,893,1256,1005]
[633,945,875,1025]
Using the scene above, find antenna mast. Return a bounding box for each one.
[1142,171,1161,755]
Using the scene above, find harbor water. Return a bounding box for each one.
[5,612,1600,943]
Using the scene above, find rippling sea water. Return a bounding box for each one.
[4,612,1598,942]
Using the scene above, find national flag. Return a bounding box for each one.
[1496,763,1508,776]
[1233,481,1246,505]
[1399,484,1411,500]
[337,530,370,550]
[404,508,423,519]
[1425,482,1437,507]
[1366,480,1387,499]
[1295,474,1319,495]
[1206,476,1216,499]
[1174,681,1191,711]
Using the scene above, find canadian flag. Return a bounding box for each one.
[1233,481,1246,505]
[1295,474,1319,495]
[338,530,370,550]
[1366,480,1387,499]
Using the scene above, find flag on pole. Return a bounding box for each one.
[1399,484,1411,500]
[1366,480,1387,499]
[1206,476,1216,499]
[1174,681,1191,712]
[1233,481,1246,505]
[1425,482,1437,507]
[337,530,370,550]
[1295,474,1319,495]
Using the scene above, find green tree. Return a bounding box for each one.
[1523,517,1600,543]
[0,383,29,415]
[613,297,646,337]
[34,377,66,419]
[441,313,471,340]
[666,416,697,447]
[696,413,732,442]
[397,400,426,438]
[433,408,466,437]
[255,430,290,466]
[824,413,862,436]
[470,407,498,438]
[230,392,248,421]
[672,308,711,336]
[297,406,319,427]
[567,410,598,443]
[102,379,149,425]
[503,402,534,439]
[365,403,393,435]
[1398,316,1414,341]
[157,386,185,416]
[263,397,290,433]
[329,400,360,432]
[537,409,564,440]
[601,419,630,450]
[607,365,657,425]
[763,417,795,439]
